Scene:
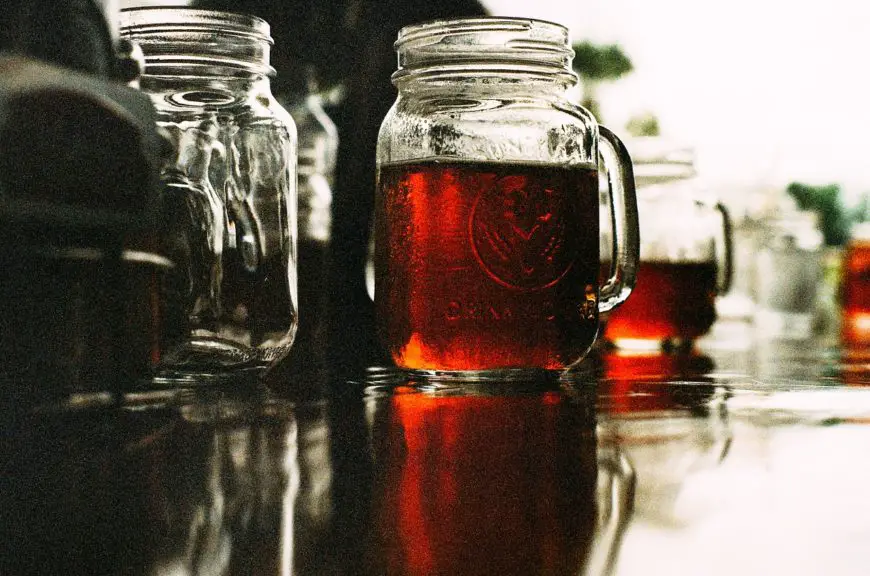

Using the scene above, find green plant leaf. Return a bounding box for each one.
[571,41,633,82]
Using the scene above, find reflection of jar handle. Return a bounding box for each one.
[598,126,640,314]
[715,202,733,294]
[584,443,635,576]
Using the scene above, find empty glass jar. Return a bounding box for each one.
[120,8,298,380]
[755,209,824,341]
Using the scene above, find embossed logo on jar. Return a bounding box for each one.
[470,174,576,290]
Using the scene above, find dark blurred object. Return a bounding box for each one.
[195,0,489,385]
[272,73,338,383]
[0,0,121,79]
[0,56,164,235]
[0,2,178,401]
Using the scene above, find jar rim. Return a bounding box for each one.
[393,17,576,85]
[119,7,272,44]
[119,7,275,78]
[396,16,570,46]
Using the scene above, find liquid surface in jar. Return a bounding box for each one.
[603,261,718,343]
[842,240,870,345]
[375,160,600,371]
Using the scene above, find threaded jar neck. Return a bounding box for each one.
[393,17,577,86]
[119,7,274,80]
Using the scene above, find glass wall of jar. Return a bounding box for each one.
[602,138,732,352]
[120,8,298,380]
[374,17,639,377]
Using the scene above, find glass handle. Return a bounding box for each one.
[714,202,733,294]
[598,126,640,314]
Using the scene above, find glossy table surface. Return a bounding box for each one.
[3,319,869,576]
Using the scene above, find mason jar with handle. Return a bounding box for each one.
[602,138,732,351]
[374,17,639,379]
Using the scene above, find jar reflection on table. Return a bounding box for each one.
[0,393,322,575]
[598,375,730,529]
[120,8,298,380]
[602,138,731,351]
[601,351,715,388]
[367,385,602,576]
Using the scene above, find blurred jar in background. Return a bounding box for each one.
[755,210,824,341]
[277,69,337,376]
[603,138,732,352]
[842,222,870,346]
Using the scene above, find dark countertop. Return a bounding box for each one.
[2,319,868,576]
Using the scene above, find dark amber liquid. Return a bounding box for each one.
[375,160,600,371]
[374,392,597,575]
[842,241,870,345]
[604,261,717,342]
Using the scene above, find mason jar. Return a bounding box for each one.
[120,8,298,380]
[602,138,732,351]
[374,17,639,378]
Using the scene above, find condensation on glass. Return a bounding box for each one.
[374,17,639,378]
[120,8,298,380]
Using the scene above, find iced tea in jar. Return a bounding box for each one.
[602,138,731,351]
[842,223,870,346]
[374,18,639,378]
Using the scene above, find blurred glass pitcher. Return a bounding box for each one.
[603,138,732,351]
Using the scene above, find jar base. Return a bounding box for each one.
[400,366,599,389]
[151,338,289,386]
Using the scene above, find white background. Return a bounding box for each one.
[484,0,870,209]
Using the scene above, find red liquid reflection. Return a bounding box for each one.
[375,161,600,371]
[600,352,715,414]
[603,261,717,344]
[372,390,597,575]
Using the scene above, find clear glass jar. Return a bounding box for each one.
[120,8,298,379]
[755,209,824,340]
[374,18,639,377]
[603,138,732,350]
